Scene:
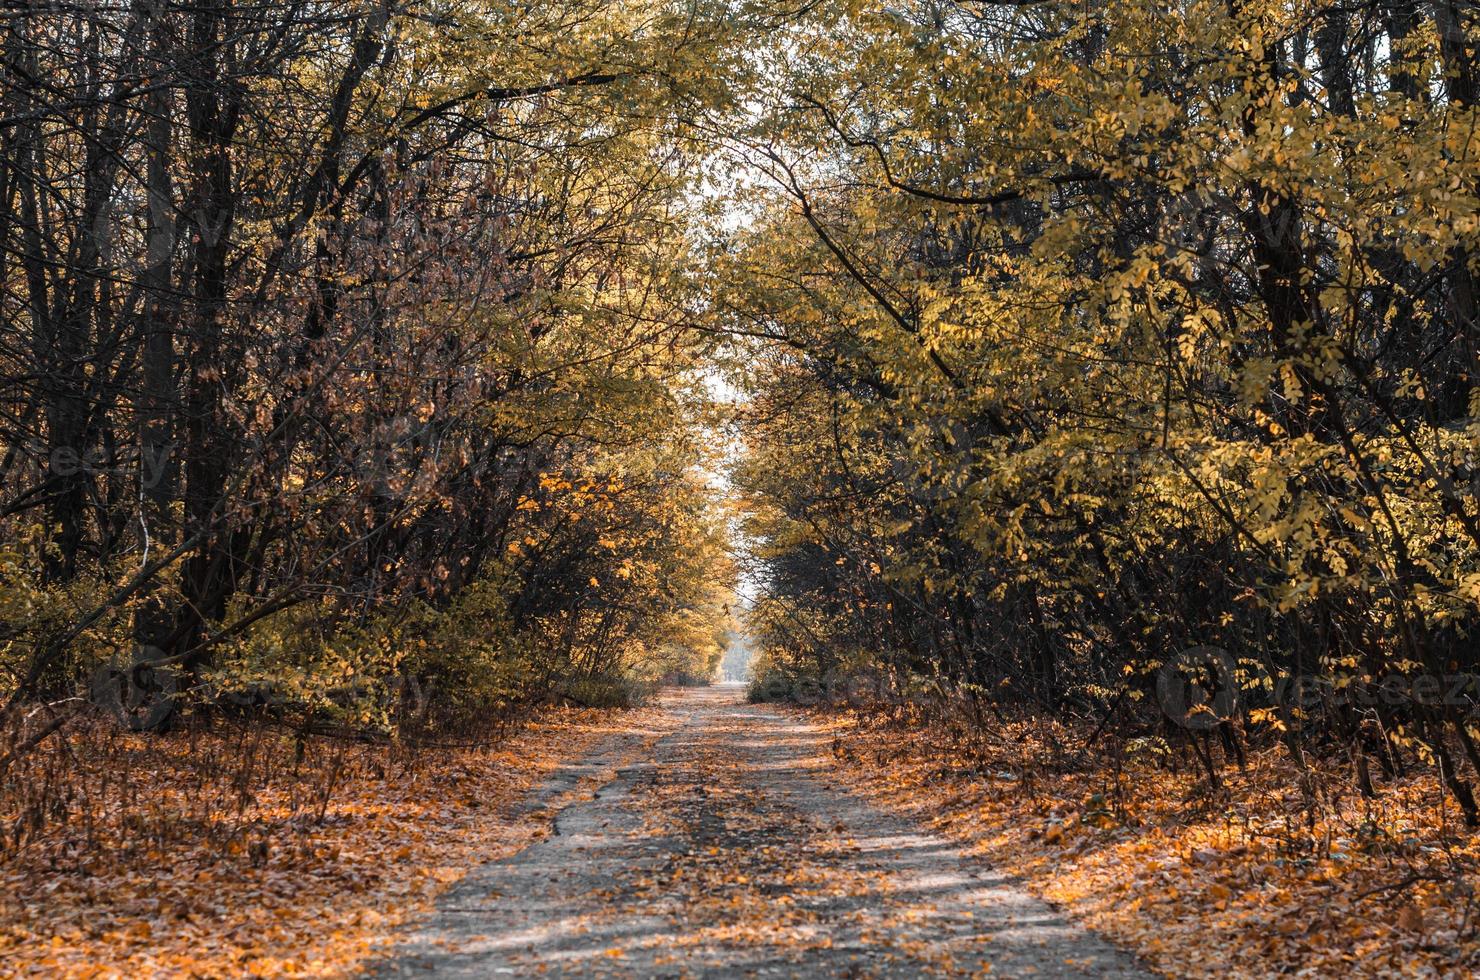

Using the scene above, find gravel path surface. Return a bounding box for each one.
[370,686,1151,978]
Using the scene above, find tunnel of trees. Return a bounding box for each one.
[0,0,1478,827]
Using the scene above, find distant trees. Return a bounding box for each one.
[728,0,1480,816]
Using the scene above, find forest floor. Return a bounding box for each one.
[829,708,1480,978]
[0,700,678,977]
[6,686,1475,978]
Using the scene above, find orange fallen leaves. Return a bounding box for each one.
[0,705,667,979]
[827,710,1480,978]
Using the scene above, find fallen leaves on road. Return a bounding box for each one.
[829,711,1480,978]
[0,704,674,978]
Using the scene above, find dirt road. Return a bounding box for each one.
[372,686,1149,978]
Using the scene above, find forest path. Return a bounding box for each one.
[371,686,1149,978]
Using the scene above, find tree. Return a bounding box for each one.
[725,0,1480,814]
